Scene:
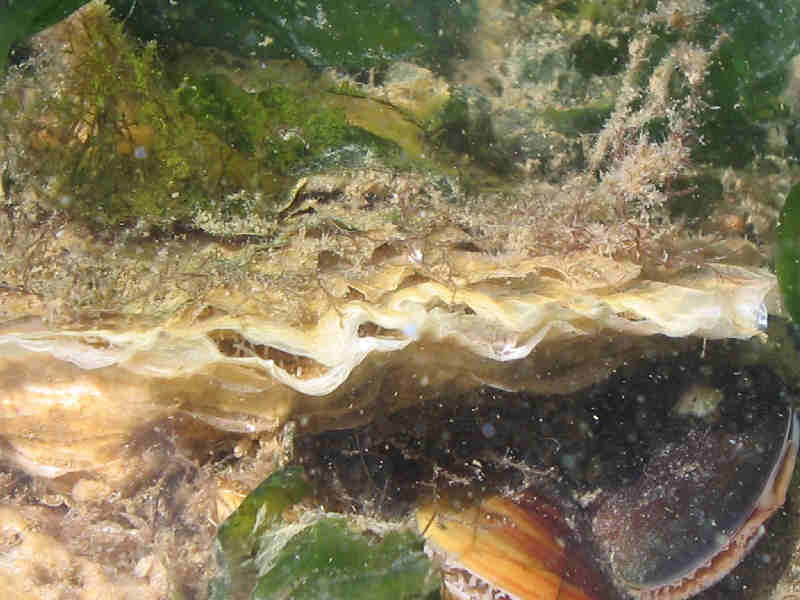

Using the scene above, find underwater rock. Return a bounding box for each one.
[0,504,166,600]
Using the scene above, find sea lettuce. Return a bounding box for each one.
[210,466,439,600]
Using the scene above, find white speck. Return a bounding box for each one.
[408,246,423,264]
[401,322,419,339]
[754,302,768,331]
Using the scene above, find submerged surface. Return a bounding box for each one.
[0,0,799,599]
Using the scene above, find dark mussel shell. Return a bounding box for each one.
[592,395,798,599]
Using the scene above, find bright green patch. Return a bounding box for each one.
[253,519,438,600]
[178,73,364,173]
[209,466,439,600]
[776,183,800,323]
[211,466,312,600]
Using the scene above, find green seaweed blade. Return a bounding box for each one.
[209,466,439,600]
[107,0,476,72]
[211,466,312,600]
[253,518,438,600]
[0,0,89,72]
[776,183,800,322]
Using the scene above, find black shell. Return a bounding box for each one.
[592,393,796,595]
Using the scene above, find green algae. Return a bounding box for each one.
[108,0,477,73]
[1,3,424,230]
[0,0,88,73]
[212,467,312,600]
[695,0,800,165]
[252,519,437,600]
[548,0,650,26]
[1,2,271,227]
[569,34,629,79]
[210,466,438,600]
[542,105,613,136]
[665,174,724,226]
[177,73,388,173]
[323,93,425,160]
[776,182,800,323]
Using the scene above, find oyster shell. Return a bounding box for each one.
[0,253,775,481]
